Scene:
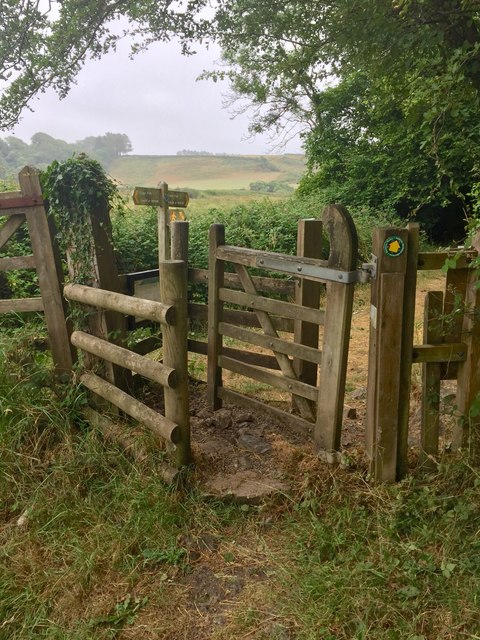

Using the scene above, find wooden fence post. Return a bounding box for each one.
[207,224,225,410]
[315,205,358,452]
[293,219,323,389]
[63,194,130,392]
[365,227,409,482]
[18,167,75,374]
[160,260,191,466]
[396,223,419,479]
[454,233,480,450]
[171,220,189,276]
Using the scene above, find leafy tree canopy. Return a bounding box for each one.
[2,1,480,221]
[0,131,132,176]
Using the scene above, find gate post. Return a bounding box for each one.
[365,227,409,482]
[160,260,191,466]
[454,232,480,450]
[207,224,225,410]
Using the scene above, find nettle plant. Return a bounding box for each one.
[41,154,121,285]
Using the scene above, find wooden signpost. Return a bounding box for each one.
[133,184,189,263]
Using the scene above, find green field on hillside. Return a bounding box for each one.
[109,154,306,190]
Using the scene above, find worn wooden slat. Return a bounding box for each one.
[0,297,44,312]
[219,322,322,365]
[0,214,26,249]
[0,255,36,271]
[233,263,315,420]
[207,224,225,409]
[218,387,313,433]
[219,286,325,325]
[188,338,279,370]
[397,223,419,480]
[294,219,323,391]
[315,205,358,452]
[219,355,318,402]
[71,330,175,388]
[217,244,329,274]
[188,302,295,332]
[420,291,443,469]
[417,251,476,270]
[0,191,22,200]
[80,371,180,444]
[0,195,43,209]
[188,267,296,296]
[64,283,174,325]
[412,343,467,363]
[19,167,74,373]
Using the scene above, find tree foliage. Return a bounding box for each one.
[2,1,480,222]
[0,131,132,176]
[211,0,480,219]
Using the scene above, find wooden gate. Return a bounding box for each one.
[0,167,73,372]
[207,204,359,452]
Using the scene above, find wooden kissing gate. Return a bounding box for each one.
[1,168,480,483]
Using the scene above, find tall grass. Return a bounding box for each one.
[0,319,479,639]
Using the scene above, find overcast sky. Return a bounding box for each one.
[9,38,304,156]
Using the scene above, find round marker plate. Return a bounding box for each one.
[383,235,405,257]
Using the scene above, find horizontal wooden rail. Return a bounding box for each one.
[0,255,36,271]
[64,283,175,324]
[80,372,180,444]
[188,338,279,369]
[412,342,467,363]
[189,267,296,296]
[71,331,176,387]
[219,322,322,365]
[217,244,329,271]
[417,251,477,270]
[0,297,44,312]
[218,355,317,401]
[219,287,325,325]
[188,302,294,333]
[219,387,314,431]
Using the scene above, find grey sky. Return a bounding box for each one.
[9,38,304,156]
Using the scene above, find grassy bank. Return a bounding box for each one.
[1,319,479,640]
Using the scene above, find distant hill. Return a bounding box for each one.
[108,154,306,191]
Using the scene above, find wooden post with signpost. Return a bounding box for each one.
[365,227,409,482]
[132,183,190,265]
